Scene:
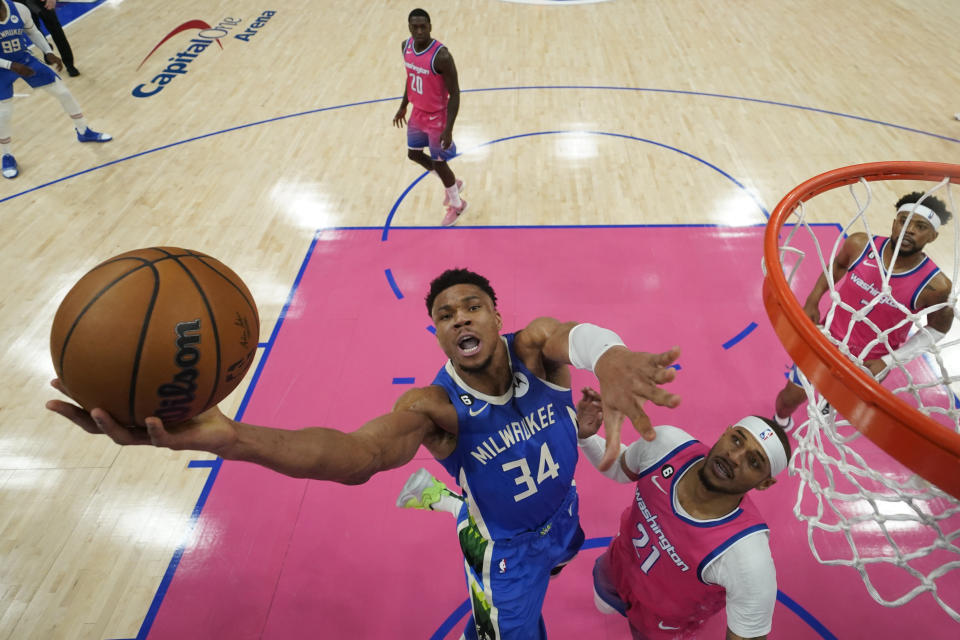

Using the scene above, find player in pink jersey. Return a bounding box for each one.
[577,388,790,640]
[773,192,954,430]
[392,8,467,226]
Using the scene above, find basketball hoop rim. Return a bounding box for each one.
[763,161,960,498]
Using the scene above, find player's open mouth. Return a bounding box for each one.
[712,457,732,480]
[457,334,481,356]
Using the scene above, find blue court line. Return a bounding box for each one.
[51,1,107,28]
[120,232,326,640]
[392,377,416,384]
[385,268,404,299]
[0,97,401,204]
[4,85,957,206]
[120,221,842,640]
[722,322,758,350]
[130,456,225,640]
[233,230,322,423]
[461,85,960,145]
[381,129,767,240]
[430,535,838,640]
[776,590,838,639]
[32,78,874,636]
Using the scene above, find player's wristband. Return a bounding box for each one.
[568,323,625,373]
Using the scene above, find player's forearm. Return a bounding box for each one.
[219,422,378,484]
[444,92,459,130]
[804,273,831,309]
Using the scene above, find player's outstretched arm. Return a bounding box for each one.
[46,380,445,485]
[802,232,867,323]
[521,318,681,470]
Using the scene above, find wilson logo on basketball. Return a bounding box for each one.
[154,319,202,423]
[132,11,277,99]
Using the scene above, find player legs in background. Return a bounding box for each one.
[0,65,111,179]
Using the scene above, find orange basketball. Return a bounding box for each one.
[50,247,260,427]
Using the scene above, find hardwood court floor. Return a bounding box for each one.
[1,1,959,638]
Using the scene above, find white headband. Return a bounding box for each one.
[897,202,941,231]
[735,416,788,477]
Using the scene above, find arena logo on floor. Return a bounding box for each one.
[132,11,277,98]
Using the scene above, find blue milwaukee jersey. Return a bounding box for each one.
[433,333,579,540]
[0,1,32,63]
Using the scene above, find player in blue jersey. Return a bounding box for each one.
[0,0,110,179]
[46,268,682,639]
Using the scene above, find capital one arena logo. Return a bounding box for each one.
[132,12,276,98]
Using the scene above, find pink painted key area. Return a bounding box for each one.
[146,226,956,639]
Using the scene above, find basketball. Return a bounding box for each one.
[50,247,260,427]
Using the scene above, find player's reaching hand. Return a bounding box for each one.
[393,106,407,128]
[575,387,603,439]
[803,300,821,325]
[45,378,239,455]
[43,53,63,72]
[10,62,35,78]
[593,346,681,469]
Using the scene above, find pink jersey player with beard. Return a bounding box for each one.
[827,236,941,360]
[602,437,769,638]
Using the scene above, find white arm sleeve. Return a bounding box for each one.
[881,327,945,366]
[15,3,54,55]
[579,426,695,483]
[701,532,777,637]
[578,435,631,482]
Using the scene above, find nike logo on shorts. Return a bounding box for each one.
[658,622,681,631]
[428,115,439,120]
[468,403,489,417]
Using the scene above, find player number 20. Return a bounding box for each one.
[501,442,560,502]
[408,73,423,95]
[2,39,22,54]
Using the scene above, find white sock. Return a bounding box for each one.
[72,115,89,133]
[0,99,12,153]
[431,493,463,516]
[445,183,462,208]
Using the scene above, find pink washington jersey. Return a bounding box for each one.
[607,440,769,638]
[403,38,448,115]
[828,236,941,361]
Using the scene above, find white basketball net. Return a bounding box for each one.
[777,175,960,622]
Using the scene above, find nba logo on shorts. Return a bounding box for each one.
[498,559,507,574]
